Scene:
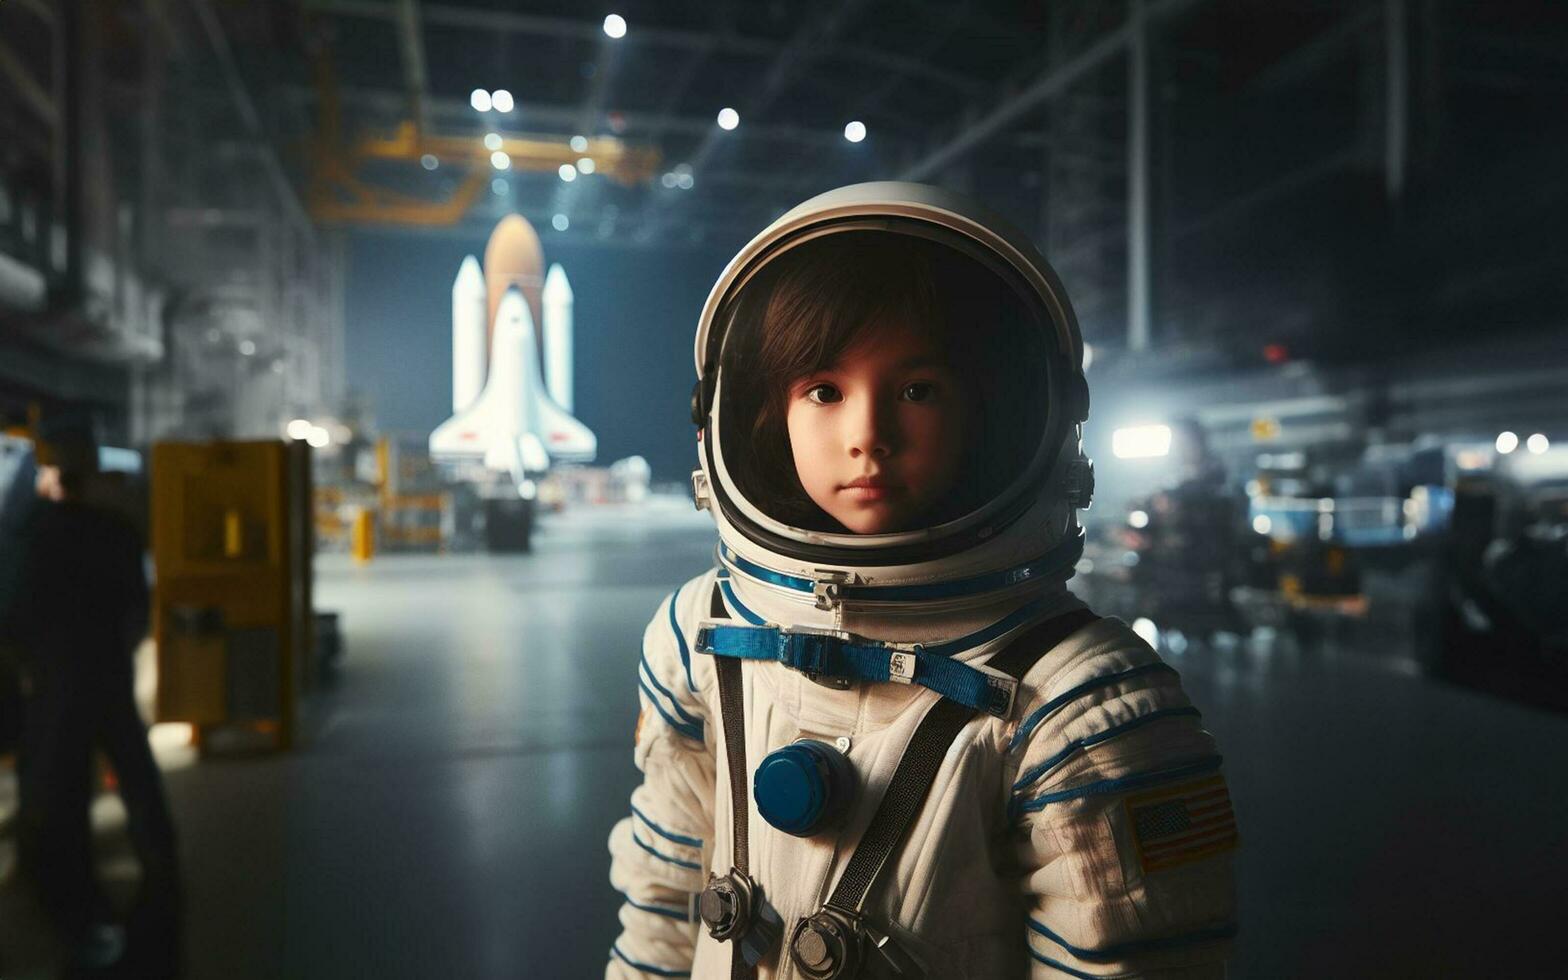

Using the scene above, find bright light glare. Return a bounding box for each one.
[484,132,503,151]
[570,135,589,153]
[1082,342,1095,371]
[286,419,313,440]
[1253,514,1273,535]
[1131,618,1160,647]
[551,213,569,231]
[491,89,514,113]
[470,88,492,112]
[603,14,627,39]
[420,153,439,170]
[558,163,577,182]
[491,151,511,170]
[716,107,739,131]
[305,426,330,448]
[1495,431,1519,454]
[238,339,256,356]
[843,120,866,143]
[1128,509,1149,529]
[577,157,596,174]
[1527,433,1550,454]
[1112,424,1172,459]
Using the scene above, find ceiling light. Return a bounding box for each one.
[483,133,502,151]
[491,89,514,113]
[843,120,866,143]
[558,163,577,182]
[552,214,569,231]
[603,14,627,39]
[286,419,312,440]
[491,151,511,170]
[577,157,596,174]
[716,107,739,131]
[1527,433,1550,454]
[570,135,589,153]
[470,88,492,112]
[1496,431,1519,454]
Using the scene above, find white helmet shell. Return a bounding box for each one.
[691,182,1093,607]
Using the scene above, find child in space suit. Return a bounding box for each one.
[608,183,1237,979]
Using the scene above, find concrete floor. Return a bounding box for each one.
[4,498,1567,977]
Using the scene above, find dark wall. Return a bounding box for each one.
[345,228,742,483]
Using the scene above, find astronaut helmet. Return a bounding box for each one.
[691,182,1093,603]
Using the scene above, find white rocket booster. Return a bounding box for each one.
[430,285,596,481]
[452,256,487,412]
[542,264,574,413]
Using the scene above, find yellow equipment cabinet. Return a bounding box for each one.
[151,440,313,750]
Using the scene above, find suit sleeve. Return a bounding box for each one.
[1007,623,1238,977]
[606,583,717,978]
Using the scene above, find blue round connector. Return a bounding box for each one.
[754,739,855,838]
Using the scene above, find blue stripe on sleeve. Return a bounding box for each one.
[610,944,692,977]
[630,803,703,849]
[1009,662,1178,753]
[1012,706,1202,795]
[666,586,697,692]
[631,828,703,870]
[719,579,766,625]
[637,678,704,743]
[640,657,703,728]
[1028,917,1238,963]
[625,897,692,922]
[1013,755,1224,817]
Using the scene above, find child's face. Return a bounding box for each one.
[785,320,966,534]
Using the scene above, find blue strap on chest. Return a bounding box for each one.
[694,624,1018,718]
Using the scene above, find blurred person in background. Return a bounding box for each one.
[0,415,181,976]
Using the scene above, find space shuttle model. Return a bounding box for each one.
[430,215,596,487]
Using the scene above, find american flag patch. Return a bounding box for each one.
[1125,774,1237,873]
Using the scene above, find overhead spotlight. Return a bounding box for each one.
[1527,433,1550,454]
[558,163,577,182]
[420,153,439,170]
[286,419,313,441]
[716,107,739,131]
[491,151,511,170]
[661,172,678,189]
[491,177,508,195]
[570,135,589,153]
[577,157,596,175]
[1496,431,1519,454]
[238,339,256,356]
[843,120,866,143]
[552,213,569,231]
[491,89,514,113]
[470,88,492,112]
[484,132,503,151]
[603,14,627,39]
[676,172,694,190]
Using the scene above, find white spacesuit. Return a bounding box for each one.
[607,183,1236,979]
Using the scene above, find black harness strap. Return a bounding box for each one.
[712,584,755,980]
[825,607,1101,914]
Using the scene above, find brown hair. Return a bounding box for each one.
[719,231,1048,531]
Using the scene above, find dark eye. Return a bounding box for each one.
[901,382,937,403]
[804,383,842,405]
